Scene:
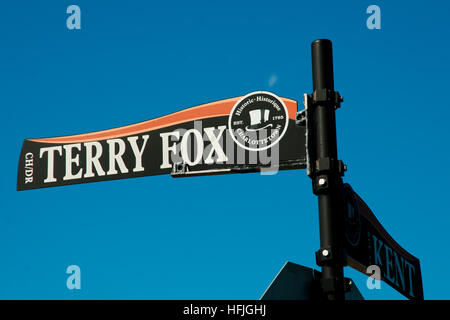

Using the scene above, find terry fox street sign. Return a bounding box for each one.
[342,184,424,300]
[17,91,307,190]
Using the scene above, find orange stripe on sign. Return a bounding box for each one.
[30,97,298,144]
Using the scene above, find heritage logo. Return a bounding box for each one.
[228,92,289,151]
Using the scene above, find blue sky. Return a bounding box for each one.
[1,0,449,299]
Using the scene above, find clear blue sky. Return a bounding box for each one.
[1,0,449,299]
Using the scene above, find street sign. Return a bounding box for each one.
[261,261,363,300]
[342,183,424,300]
[15,38,425,301]
[17,92,307,190]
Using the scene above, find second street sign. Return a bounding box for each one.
[342,183,424,300]
[17,91,307,190]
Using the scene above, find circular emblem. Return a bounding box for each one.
[343,184,361,247]
[228,91,289,151]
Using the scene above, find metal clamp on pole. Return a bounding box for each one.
[315,246,336,266]
[315,246,347,267]
[312,89,343,109]
[312,158,347,194]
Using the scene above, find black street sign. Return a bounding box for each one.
[17,92,306,190]
[342,183,424,300]
[261,261,363,300]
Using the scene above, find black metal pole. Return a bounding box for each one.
[310,39,345,300]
